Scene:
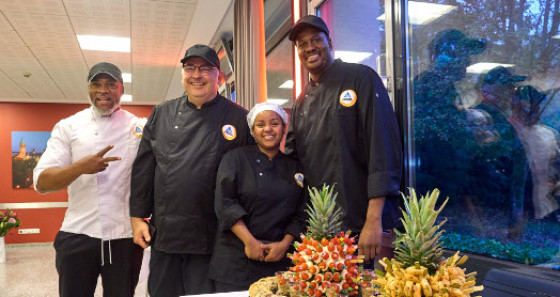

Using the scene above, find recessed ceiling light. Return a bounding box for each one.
[267,98,289,106]
[77,35,130,52]
[122,73,131,83]
[466,63,515,74]
[279,80,294,89]
[334,51,373,63]
[121,94,132,102]
[377,1,456,25]
[553,34,560,39]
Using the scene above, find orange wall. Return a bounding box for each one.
[0,102,154,244]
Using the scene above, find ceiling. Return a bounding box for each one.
[0,0,234,105]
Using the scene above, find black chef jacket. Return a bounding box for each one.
[285,59,402,232]
[130,94,252,254]
[209,145,307,287]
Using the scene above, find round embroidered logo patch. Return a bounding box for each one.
[131,123,144,138]
[339,89,357,107]
[294,173,304,188]
[222,125,237,140]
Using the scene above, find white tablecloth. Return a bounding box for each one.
[182,291,249,297]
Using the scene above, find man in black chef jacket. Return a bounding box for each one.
[284,15,403,264]
[129,44,252,296]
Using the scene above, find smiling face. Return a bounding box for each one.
[252,110,286,158]
[182,57,220,106]
[295,27,334,81]
[88,74,123,116]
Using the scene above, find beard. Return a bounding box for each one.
[91,101,121,117]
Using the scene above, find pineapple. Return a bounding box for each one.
[288,185,361,297]
[373,188,484,297]
[306,184,344,239]
[393,188,448,273]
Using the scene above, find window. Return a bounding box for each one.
[264,0,294,108]
[409,0,560,270]
[316,0,388,79]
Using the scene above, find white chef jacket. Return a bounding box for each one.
[34,107,147,240]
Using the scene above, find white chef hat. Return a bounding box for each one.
[247,102,289,135]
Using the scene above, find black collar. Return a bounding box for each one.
[184,93,220,109]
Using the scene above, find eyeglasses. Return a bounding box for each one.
[183,64,216,76]
[89,81,120,91]
[295,36,326,50]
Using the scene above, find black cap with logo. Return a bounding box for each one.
[88,62,123,83]
[289,15,330,41]
[180,44,220,69]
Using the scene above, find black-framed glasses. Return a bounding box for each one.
[183,64,216,75]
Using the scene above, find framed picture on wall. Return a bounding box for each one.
[11,131,51,189]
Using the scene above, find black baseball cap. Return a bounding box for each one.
[429,29,486,57]
[88,62,123,82]
[289,15,330,41]
[483,66,526,85]
[180,44,220,69]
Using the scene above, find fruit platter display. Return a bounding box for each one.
[373,189,483,297]
[248,186,484,297]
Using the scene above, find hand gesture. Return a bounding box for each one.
[261,240,291,262]
[76,145,121,174]
[245,238,265,261]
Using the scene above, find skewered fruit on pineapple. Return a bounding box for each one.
[289,185,361,297]
[359,269,376,297]
[373,188,484,297]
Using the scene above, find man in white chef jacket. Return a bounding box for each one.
[33,62,146,297]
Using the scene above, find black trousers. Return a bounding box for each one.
[148,249,215,297]
[53,231,143,297]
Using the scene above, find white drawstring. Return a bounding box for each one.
[108,240,113,265]
[100,239,105,266]
[100,239,113,266]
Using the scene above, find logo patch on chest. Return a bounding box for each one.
[131,123,144,138]
[222,125,237,140]
[294,173,304,188]
[339,89,357,107]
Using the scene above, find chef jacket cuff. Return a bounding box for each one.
[367,170,401,198]
[285,222,304,239]
[130,207,152,219]
[219,205,248,231]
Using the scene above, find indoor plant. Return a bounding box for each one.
[0,209,21,237]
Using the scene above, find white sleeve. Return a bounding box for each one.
[33,120,73,193]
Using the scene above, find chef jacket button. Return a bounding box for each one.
[256,159,260,163]
[178,112,182,115]
[174,125,179,129]
[259,172,263,176]
[95,132,98,136]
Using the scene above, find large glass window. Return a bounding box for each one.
[266,38,295,107]
[264,0,294,108]
[317,0,385,75]
[410,0,560,270]
[316,0,389,87]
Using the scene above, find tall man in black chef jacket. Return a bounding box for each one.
[284,15,403,264]
[129,44,252,296]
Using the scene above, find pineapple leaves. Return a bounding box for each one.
[393,188,449,273]
[305,184,343,239]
